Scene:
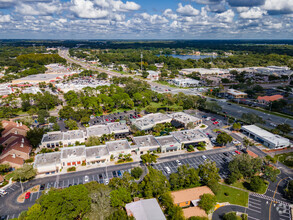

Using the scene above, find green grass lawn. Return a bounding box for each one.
[275,152,293,168]
[231,180,268,194]
[216,184,249,207]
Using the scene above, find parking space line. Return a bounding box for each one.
[248,208,262,214]
[248,216,260,220]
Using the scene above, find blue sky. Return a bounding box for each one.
[0,0,292,39]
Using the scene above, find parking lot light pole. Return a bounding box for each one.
[20,178,24,193]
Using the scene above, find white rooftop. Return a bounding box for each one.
[242,125,290,146]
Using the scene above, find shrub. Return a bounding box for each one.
[67,167,76,172]
[82,161,86,166]
[223,212,241,220]
[241,213,248,220]
[198,193,217,214]
[187,145,194,152]
[197,146,206,151]
[25,158,34,163]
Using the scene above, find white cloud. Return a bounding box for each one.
[263,0,293,13]
[15,1,61,16]
[163,9,178,20]
[0,14,11,22]
[215,9,234,23]
[70,0,109,19]
[239,7,267,19]
[176,3,200,16]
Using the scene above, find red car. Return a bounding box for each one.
[213,121,219,125]
[137,114,141,118]
[211,118,216,121]
[235,150,241,155]
[25,192,31,199]
[105,119,109,122]
[133,116,136,119]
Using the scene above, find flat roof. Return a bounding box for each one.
[107,122,129,133]
[132,135,159,148]
[34,152,61,167]
[125,198,166,220]
[106,140,131,152]
[133,113,172,129]
[86,124,110,137]
[85,145,109,158]
[242,125,290,146]
[61,146,86,159]
[171,112,201,125]
[16,74,63,81]
[155,135,179,146]
[227,89,247,96]
[42,131,63,142]
[63,130,84,140]
[171,186,214,204]
[171,129,208,143]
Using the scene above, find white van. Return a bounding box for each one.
[202,155,207,160]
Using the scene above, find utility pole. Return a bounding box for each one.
[140,52,143,72]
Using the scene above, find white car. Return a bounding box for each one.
[232,140,240,145]
[206,117,211,120]
[176,160,182,166]
[84,175,89,183]
[202,155,207,160]
[164,166,171,174]
[0,189,7,196]
[104,179,109,185]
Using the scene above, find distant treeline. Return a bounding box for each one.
[1,39,293,55]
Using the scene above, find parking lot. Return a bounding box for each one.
[152,150,235,179]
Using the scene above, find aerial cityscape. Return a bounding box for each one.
[0,1,293,220]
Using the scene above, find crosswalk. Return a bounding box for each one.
[250,192,291,206]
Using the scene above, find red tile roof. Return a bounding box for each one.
[1,120,29,137]
[0,133,24,145]
[1,138,31,156]
[0,155,24,166]
[257,95,283,102]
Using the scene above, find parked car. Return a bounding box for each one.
[104,179,109,185]
[164,166,171,174]
[202,155,207,160]
[223,152,229,157]
[25,192,31,199]
[113,171,117,178]
[202,115,207,118]
[211,118,216,121]
[0,189,7,196]
[222,158,227,162]
[84,175,89,183]
[176,160,182,166]
[40,184,45,191]
[235,150,241,155]
[213,121,219,125]
[117,170,122,177]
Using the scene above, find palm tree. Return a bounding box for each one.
[243,137,253,149]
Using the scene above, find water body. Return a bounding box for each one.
[157,54,217,60]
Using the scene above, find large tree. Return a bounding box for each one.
[140,151,158,166]
[24,185,90,220]
[216,132,233,146]
[198,193,217,214]
[26,127,45,148]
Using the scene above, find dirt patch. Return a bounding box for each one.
[17,185,40,203]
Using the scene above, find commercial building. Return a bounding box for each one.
[171,129,210,147]
[180,68,229,76]
[0,83,13,97]
[22,86,42,94]
[132,113,172,131]
[12,74,65,84]
[125,198,166,220]
[146,71,160,81]
[257,95,283,104]
[242,125,290,149]
[40,130,86,148]
[171,186,214,218]
[34,152,61,174]
[86,145,110,165]
[106,140,132,157]
[171,112,202,128]
[86,122,129,138]
[61,146,86,167]
[155,135,180,153]
[132,135,160,154]
[169,78,200,87]
[227,89,247,99]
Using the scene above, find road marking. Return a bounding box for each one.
[248,216,260,220]
[248,208,262,214]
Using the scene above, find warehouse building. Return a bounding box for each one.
[242,125,290,149]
